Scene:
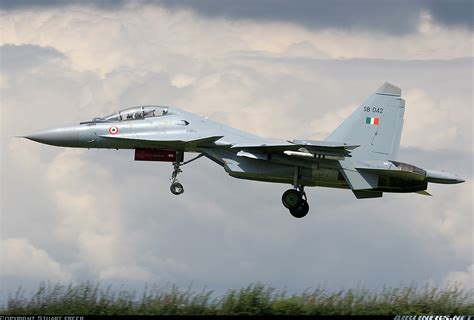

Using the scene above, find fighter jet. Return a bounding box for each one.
[24,82,464,218]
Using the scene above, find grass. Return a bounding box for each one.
[2,282,473,315]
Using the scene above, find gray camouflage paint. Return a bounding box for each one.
[25,83,464,210]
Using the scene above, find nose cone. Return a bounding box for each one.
[25,126,81,147]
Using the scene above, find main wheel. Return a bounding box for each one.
[289,201,309,218]
[282,189,303,209]
[170,182,184,195]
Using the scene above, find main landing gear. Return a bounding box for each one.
[281,167,309,218]
[282,186,309,218]
[169,153,204,195]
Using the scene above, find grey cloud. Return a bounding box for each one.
[1,0,471,33]
[0,44,64,72]
[427,0,473,29]
[1,40,472,304]
[398,147,472,180]
[158,0,474,33]
[0,0,128,10]
[158,0,422,34]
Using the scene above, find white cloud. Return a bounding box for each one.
[171,74,196,89]
[46,149,119,242]
[1,238,71,282]
[436,180,473,259]
[403,88,471,150]
[1,6,472,77]
[99,265,152,281]
[41,149,152,281]
[444,264,474,290]
[401,181,473,263]
[310,104,357,139]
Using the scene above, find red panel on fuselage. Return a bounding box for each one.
[134,148,178,162]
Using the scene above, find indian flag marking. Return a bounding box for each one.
[366,117,379,125]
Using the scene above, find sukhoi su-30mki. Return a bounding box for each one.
[25,83,464,218]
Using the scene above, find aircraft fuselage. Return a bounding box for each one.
[24,83,465,218]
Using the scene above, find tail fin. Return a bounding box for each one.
[325,82,405,160]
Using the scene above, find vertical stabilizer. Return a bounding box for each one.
[325,82,405,160]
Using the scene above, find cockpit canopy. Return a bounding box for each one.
[89,105,169,123]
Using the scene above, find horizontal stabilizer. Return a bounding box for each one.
[341,168,379,190]
[415,190,432,196]
[353,190,383,199]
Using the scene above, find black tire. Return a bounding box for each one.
[170,182,184,195]
[282,189,303,209]
[289,201,309,218]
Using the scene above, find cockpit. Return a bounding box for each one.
[84,105,170,124]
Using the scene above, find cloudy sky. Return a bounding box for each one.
[1,0,472,303]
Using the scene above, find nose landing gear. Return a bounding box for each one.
[170,162,184,195]
[169,153,204,196]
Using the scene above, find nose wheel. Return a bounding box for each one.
[170,181,184,195]
[282,185,309,218]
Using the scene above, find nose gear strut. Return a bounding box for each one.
[169,153,204,195]
[170,161,184,195]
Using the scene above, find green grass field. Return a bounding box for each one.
[2,282,473,315]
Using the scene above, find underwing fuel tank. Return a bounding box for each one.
[134,148,183,162]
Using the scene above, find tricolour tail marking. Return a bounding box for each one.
[326,82,405,161]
